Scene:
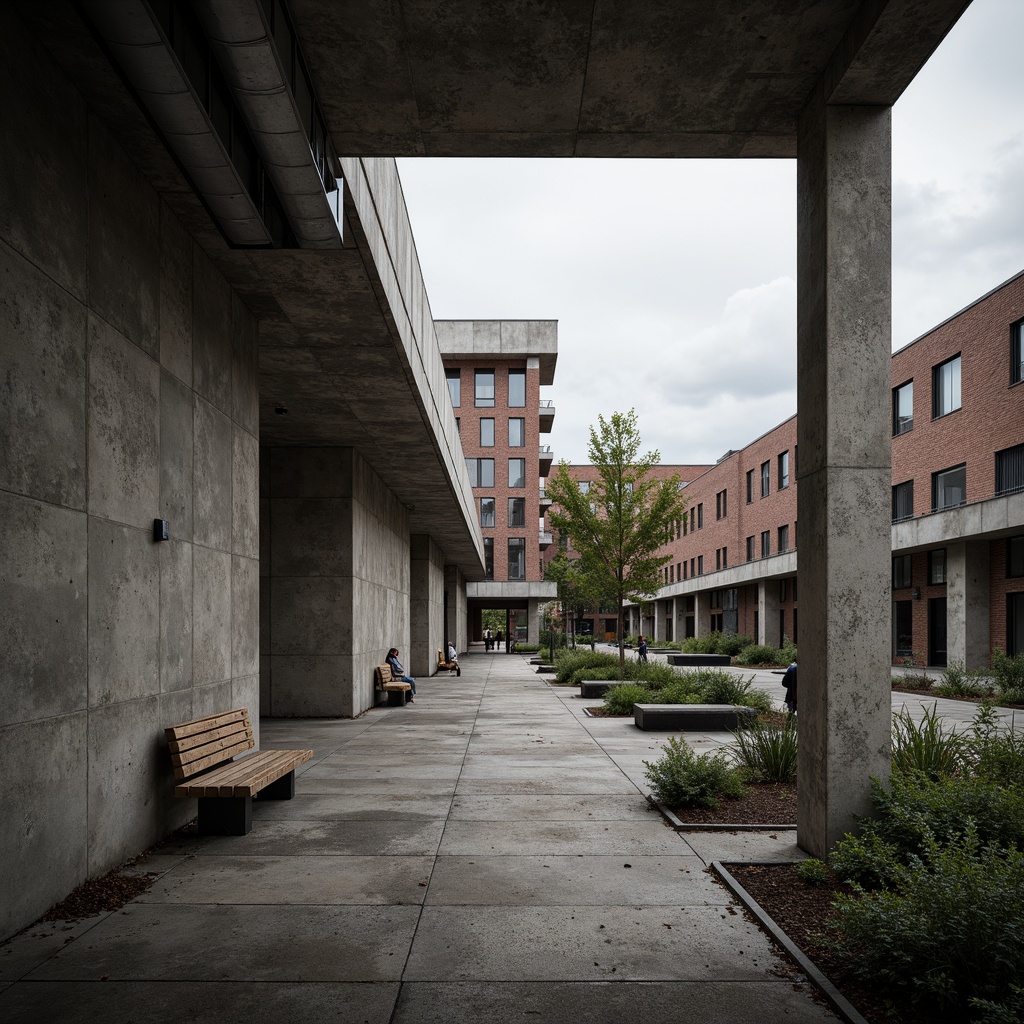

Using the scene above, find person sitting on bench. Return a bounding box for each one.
[447,641,461,676]
[386,648,416,702]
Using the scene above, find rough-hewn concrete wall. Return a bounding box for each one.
[0,10,259,941]
[262,448,410,716]
[411,535,446,676]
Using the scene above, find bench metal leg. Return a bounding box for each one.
[260,770,296,800]
[198,796,252,836]
[387,689,407,706]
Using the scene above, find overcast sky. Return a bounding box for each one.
[397,0,1024,466]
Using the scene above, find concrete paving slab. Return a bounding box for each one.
[301,761,463,780]
[680,830,805,865]
[1,981,400,1024]
[0,916,114,982]
[453,776,641,796]
[193,818,446,857]
[296,776,459,797]
[403,905,780,982]
[138,854,433,905]
[390,981,838,1023]
[426,855,723,906]
[26,904,421,981]
[255,792,454,820]
[437,820,686,856]
[448,794,652,821]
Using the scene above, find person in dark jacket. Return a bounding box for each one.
[783,660,798,715]
[386,648,416,702]
[638,636,648,663]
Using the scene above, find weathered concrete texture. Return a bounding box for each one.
[158,203,193,387]
[758,578,781,647]
[192,396,233,552]
[796,92,893,859]
[410,534,445,676]
[193,547,232,686]
[192,244,233,416]
[158,369,194,537]
[159,540,193,692]
[948,540,991,669]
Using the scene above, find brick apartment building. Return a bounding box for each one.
[558,271,1024,666]
[438,321,558,643]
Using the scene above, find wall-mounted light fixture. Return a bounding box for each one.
[153,519,170,542]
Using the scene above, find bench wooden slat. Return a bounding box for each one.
[167,717,253,754]
[174,748,313,799]
[165,708,249,743]
[165,709,257,780]
[169,735,255,780]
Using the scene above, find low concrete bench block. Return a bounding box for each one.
[667,653,732,667]
[579,680,630,698]
[535,664,556,673]
[633,704,758,731]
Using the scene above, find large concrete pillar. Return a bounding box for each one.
[758,580,781,647]
[694,592,712,637]
[946,541,990,669]
[410,535,445,676]
[796,94,893,857]
[527,598,544,645]
[445,565,468,653]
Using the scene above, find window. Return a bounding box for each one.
[892,480,914,522]
[996,443,1024,496]
[689,508,695,532]
[508,458,526,488]
[892,380,913,435]
[778,451,790,489]
[479,418,494,447]
[508,418,525,447]
[892,554,912,589]
[1013,320,1024,385]
[683,514,688,536]
[716,489,727,519]
[676,518,681,539]
[746,535,755,562]
[508,538,526,580]
[779,610,786,643]
[690,558,695,578]
[697,555,703,575]
[779,579,788,602]
[508,369,526,407]
[778,524,789,553]
[760,530,770,558]
[697,503,703,529]
[475,369,495,407]
[746,469,754,504]
[761,461,770,497]
[508,497,525,527]
[715,546,727,569]
[480,497,495,528]
[676,562,681,581]
[683,561,688,579]
[792,577,798,602]
[928,549,946,585]
[669,563,675,583]
[932,463,966,511]
[483,538,494,579]
[446,368,460,407]
[467,458,494,488]
[894,601,913,658]
[579,480,591,494]
[715,548,722,571]
[932,354,961,418]
[1008,536,1024,578]
[455,417,460,434]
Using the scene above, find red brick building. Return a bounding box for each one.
[438,321,558,642]
[561,272,1024,665]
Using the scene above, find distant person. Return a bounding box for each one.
[447,641,461,676]
[783,660,798,715]
[484,628,492,652]
[495,629,503,652]
[386,647,416,703]
[638,635,648,663]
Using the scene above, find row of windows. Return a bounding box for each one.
[447,368,527,409]
[481,537,527,580]
[746,524,793,560]
[745,450,791,503]
[480,497,527,528]
[892,537,1024,589]
[888,442,1024,521]
[892,352,966,436]
[467,458,528,488]
[473,417,526,447]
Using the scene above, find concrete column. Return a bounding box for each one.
[759,580,781,647]
[694,592,712,637]
[651,602,661,642]
[796,95,893,857]
[527,598,543,644]
[946,541,990,669]
[410,535,445,676]
[445,565,467,653]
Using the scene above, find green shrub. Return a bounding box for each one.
[603,683,654,716]
[553,649,618,683]
[649,679,703,705]
[834,827,1024,1014]
[992,648,1024,694]
[681,632,724,655]
[891,703,969,779]
[697,670,768,709]
[717,633,754,657]
[970,703,1024,788]
[643,736,745,808]
[794,858,827,886]
[514,643,541,654]
[777,635,798,665]
[730,718,797,782]
[735,644,780,666]
[935,659,995,699]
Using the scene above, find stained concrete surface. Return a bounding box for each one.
[0,652,842,1022]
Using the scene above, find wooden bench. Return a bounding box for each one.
[633,703,758,731]
[667,653,732,667]
[165,708,313,836]
[436,648,460,676]
[374,663,412,705]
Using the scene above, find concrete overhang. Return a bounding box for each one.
[892,492,1024,554]
[436,321,558,385]
[631,549,799,605]
[467,581,558,602]
[291,0,971,158]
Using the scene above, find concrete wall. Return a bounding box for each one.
[411,535,446,676]
[261,448,411,716]
[0,9,259,940]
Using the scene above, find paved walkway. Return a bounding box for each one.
[1,652,837,1023]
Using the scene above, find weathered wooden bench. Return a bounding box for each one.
[436,648,460,676]
[633,704,758,731]
[374,663,412,705]
[667,653,732,667]
[165,708,313,836]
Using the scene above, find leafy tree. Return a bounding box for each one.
[545,544,600,649]
[546,410,687,673]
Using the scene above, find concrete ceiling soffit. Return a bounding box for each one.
[822,0,973,106]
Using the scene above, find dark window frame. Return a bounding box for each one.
[446,368,461,407]
[892,479,914,522]
[932,463,966,512]
[474,368,495,407]
[508,369,526,408]
[892,379,913,435]
[932,354,962,419]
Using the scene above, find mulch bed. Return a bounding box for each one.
[670,781,796,825]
